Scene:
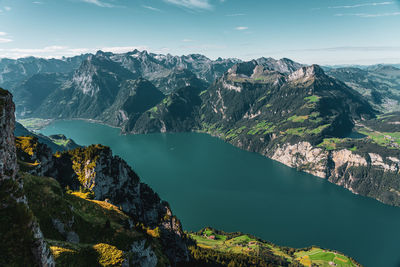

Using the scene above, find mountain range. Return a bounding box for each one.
[2,50,400,207]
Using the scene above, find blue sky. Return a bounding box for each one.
[0,0,399,65]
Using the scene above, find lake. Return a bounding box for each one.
[40,120,400,267]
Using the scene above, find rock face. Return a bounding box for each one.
[270,142,328,177]
[0,88,55,267]
[64,146,190,264]
[99,78,165,129]
[18,139,189,264]
[129,240,158,267]
[0,90,17,179]
[269,141,400,205]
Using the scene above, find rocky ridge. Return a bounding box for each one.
[16,139,190,264]
[0,88,54,266]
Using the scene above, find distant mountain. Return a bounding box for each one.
[0,55,89,90]
[130,61,400,207]
[326,65,400,113]
[3,50,240,122]
[324,63,400,70]
[99,78,165,129]
[255,57,304,73]
[12,72,70,117]
[5,52,400,206]
[94,49,240,84]
[151,67,208,94]
[34,53,138,119]
[133,63,374,138]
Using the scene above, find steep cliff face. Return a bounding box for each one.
[0,88,54,267]
[64,146,189,264]
[268,141,400,205]
[17,139,189,264]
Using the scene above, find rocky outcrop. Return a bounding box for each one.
[65,146,189,264]
[270,142,328,177]
[16,136,55,177]
[269,140,400,205]
[19,141,189,264]
[129,240,158,267]
[0,88,54,267]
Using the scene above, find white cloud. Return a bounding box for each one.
[32,1,43,4]
[4,6,11,11]
[142,5,162,12]
[329,1,394,9]
[163,0,212,10]
[82,0,115,8]
[182,39,194,42]
[335,12,400,17]
[235,26,248,31]
[0,38,12,43]
[0,32,12,43]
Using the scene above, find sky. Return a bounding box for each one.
[0,0,399,65]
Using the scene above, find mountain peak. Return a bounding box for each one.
[228,60,258,77]
[288,64,326,82]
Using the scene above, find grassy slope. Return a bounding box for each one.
[190,228,359,267]
[21,173,170,267]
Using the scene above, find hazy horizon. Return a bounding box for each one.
[1,0,400,65]
[1,48,400,67]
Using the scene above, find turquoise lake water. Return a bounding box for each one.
[40,120,400,267]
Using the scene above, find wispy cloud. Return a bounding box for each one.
[32,1,43,4]
[163,0,213,10]
[0,38,12,43]
[0,32,12,43]
[329,1,394,9]
[235,26,248,31]
[226,13,245,16]
[4,6,11,11]
[335,12,400,17]
[182,39,194,42]
[82,0,115,8]
[142,5,162,12]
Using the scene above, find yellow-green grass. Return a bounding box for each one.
[287,115,309,123]
[304,95,321,103]
[17,118,53,131]
[247,121,276,135]
[284,124,331,137]
[294,248,357,267]
[317,138,345,150]
[49,240,125,267]
[21,173,170,266]
[190,232,291,261]
[358,128,400,147]
[191,231,360,267]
